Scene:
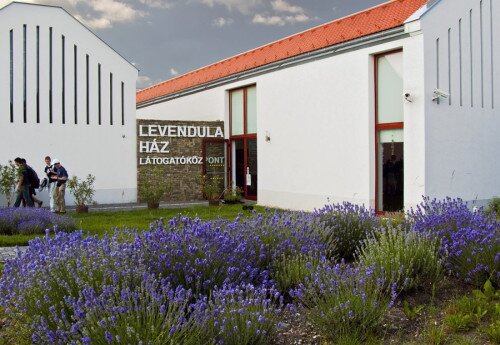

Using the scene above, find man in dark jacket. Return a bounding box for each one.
[13,157,34,207]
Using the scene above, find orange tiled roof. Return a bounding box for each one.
[137,0,427,105]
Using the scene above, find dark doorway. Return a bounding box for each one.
[377,134,404,212]
[231,138,257,200]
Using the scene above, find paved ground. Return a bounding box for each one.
[0,246,28,262]
[62,200,209,212]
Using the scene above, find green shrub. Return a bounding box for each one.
[356,225,443,292]
[0,161,17,207]
[270,253,324,295]
[79,278,201,345]
[197,283,284,345]
[315,203,379,260]
[223,186,243,204]
[483,320,500,343]
[444,313,476,332]
[486,197,500,217]
[291,264,395,343]
[67,174,96,206]
[423,324,447,345]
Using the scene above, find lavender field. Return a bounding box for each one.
[0,198,498,344]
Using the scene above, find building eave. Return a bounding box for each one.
[137,26,407,109]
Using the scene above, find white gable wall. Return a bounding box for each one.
[0,3,138,206]
[422,0,500,206]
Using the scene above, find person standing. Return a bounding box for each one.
[13,157,34,207]
[52,159,68,214]
[22,158,43,207]
[44,156,58,212]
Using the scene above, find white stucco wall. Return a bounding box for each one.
[0,3,138,206]
[138,33,426,211]
[421,0,500,206]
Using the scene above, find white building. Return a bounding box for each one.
[137,0,500,212]
[0,2,138,206]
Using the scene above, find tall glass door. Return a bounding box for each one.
[375,50,404,212]
[377,129,404,212]
[230,85,257,200]
[231,138,257,200]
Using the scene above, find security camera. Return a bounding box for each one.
[404,92,412,102]
[432,89,450,101]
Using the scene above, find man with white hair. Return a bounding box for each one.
[52,159,68,214]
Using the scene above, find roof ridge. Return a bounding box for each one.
[137,0,428,102]
[137,0,403,94]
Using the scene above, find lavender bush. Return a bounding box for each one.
[314,202,379,260]
[409,197,500,286]
[193,282,284,345]
[0,207,75,235]
[136,216,266,295]
[0,230,147,341]
[66,277,200,345]
[290,262,397,343]
[270,253,325,295]
[225,210,327,270]
[356,224,443,292]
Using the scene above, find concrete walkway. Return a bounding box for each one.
[0,246,28,263]
[64,200,209,212]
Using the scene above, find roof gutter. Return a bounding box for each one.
[137,26,407,108]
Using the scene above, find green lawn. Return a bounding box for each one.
[0,204,266,247]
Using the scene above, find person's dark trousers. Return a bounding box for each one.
[14,185,34,207]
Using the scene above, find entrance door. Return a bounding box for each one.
[377,129,404,212]
[375,50,404,212]
[230,85,257,200]
[231,138,257,200]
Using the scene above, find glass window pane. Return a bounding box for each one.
[246,139,257,197]
[246,86,257,134]
[231,90,244,135]
[377,53,403,124]
[379,128,404,143]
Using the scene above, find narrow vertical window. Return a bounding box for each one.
[121,82,125,125]
[98,63,101,125]
[62,35,65,124]
[110,73,113,125]
[74,44,78,124]
[23,24,27,123]
[480,0,484,107]
[36,26,40,123]
[86,54,89,125]
[459,19,463,106]
[436,38,440,105]
[470,10,473,107]
[448,28,452,105]
[49,27,53,123]
[10,29,14,123]
[491,0,494,108]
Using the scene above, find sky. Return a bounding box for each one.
[0,0,389,89]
